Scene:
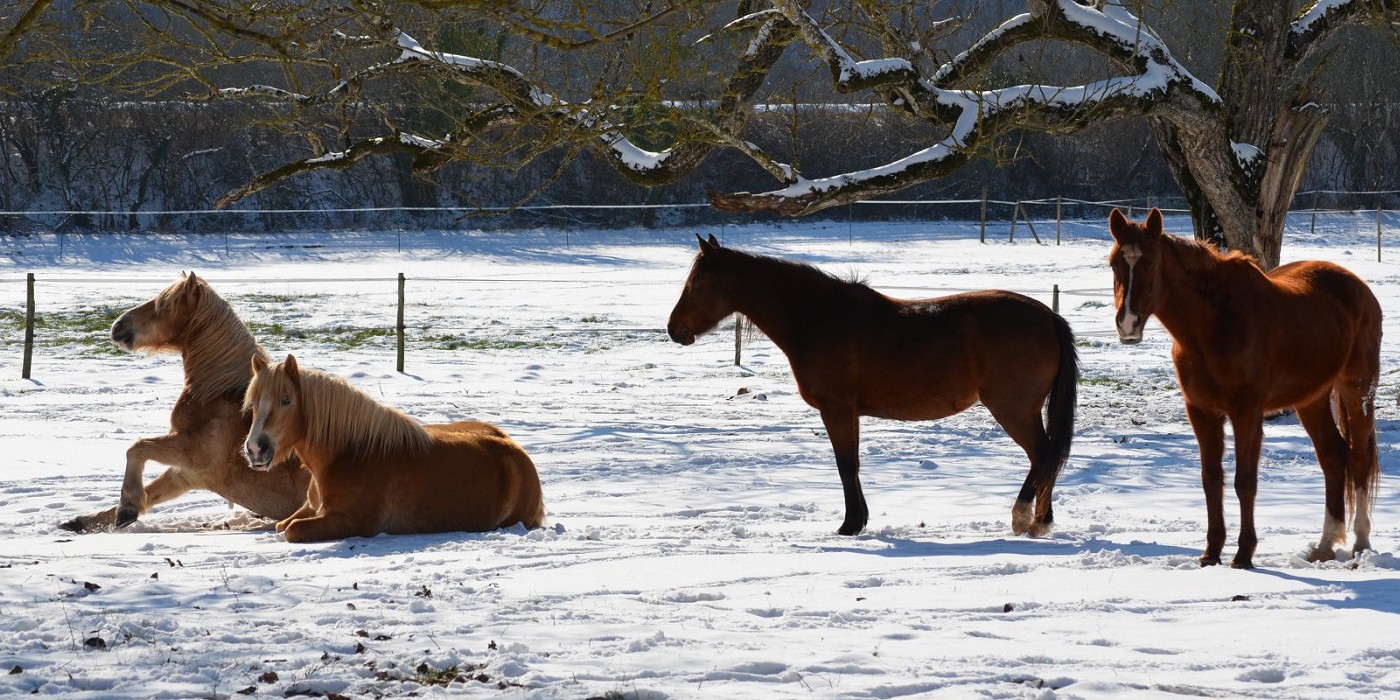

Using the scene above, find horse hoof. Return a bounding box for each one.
[1198,553,1222,567]
[837,522,865,536]
[58,517,88,533]
[115,507,139,528]
[1026,521,1052,538]
[1306,547,1336,563]
[1010,501,1034,534]
[1229,557,1254,570]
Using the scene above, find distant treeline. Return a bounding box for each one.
[1,96,1396,234]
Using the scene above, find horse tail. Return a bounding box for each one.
[1038,314,1078,505]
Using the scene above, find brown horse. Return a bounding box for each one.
[667,235,1078,536]
[1108,208,1381,568]
[243,354,546,542]
[60,273,309,532]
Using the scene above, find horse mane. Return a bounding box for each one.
[713,246,878,297]
[1160,231,1264,277]
[155,277,266,402]
[293,369,433,459]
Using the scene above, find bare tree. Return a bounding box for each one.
[8,1,1398,267]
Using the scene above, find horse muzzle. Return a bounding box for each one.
[110,317,136,351]
[667,322,695,346]
[244,434,275,471]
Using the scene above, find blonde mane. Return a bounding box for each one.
[155,276,266,402]
[272,366,432,459]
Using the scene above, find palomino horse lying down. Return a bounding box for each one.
[61,273,309,532]
[243,354,545,542]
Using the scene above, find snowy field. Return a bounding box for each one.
[3,214,1400,699]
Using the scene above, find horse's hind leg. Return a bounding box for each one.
[986,400,1052,537]
[819,408,868,536]
[1295,395,1348,561]
[1336,377,1379,554]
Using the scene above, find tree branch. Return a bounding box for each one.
[713,0,1228,217]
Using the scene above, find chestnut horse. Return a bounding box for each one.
[243,354,545,542]
[668,235,1078,536]
[1108,208,1381,568]
[60,273,309,532]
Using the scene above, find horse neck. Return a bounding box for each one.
[721,253,859,352]
[179,308,262,403]
[296,371,432,463]
[1149,237,1259,344]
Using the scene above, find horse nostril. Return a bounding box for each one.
[256,435,271,454]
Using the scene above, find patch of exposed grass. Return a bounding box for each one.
[420,334,563,351]
[1,306,127,356]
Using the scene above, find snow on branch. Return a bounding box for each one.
[1289,0,1400,61]
[712,0,1226,216]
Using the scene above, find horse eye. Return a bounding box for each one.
[280,396,292,407]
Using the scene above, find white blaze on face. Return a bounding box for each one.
[245,395,274,458]
[1117,245,1143,340]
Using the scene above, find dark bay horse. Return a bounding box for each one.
[61,273,310,532]
[243,354,545,543]
[668,235,1078,536]
[1108,208,1381,568]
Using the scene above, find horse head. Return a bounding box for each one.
[244,354,306,471]
[667,233,734,345]
[1107,208,1166,345]
[111,272,209,352]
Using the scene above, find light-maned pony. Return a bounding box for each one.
[1108,208,1381,568]
[60,273,309,532]
[243,354,545,542]
[667,235,1078,536]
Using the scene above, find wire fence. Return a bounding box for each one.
[5,194,1398,379]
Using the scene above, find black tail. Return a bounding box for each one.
[1037,314,1078,513]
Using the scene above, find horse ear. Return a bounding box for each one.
[707,234,719,248]
[283,354,301,385]
[696,233,713,254]
[251,353,269,375]
[1108,208,1128,241]
[1145,207,1164,236]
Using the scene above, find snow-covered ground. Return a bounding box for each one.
[3,214,1400,699]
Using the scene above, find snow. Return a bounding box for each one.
[1295,0,1351,35]
[1231,141,1263,167]
[4,215,1400,698]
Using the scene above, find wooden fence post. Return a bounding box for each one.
[1008,201,1017,242]
[396,273,406,373]
[1055,196,1062,246]
[1379,206,1384,263]
[1052,284,1060,315]
[979,187,988,243]
[22,273,34,379]
[734,317,742,366]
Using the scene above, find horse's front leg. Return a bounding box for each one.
[280,511,370,543]
[117,434,194,527]
[1228,408,1264,569]
[1185,402,1227,566]
[820,408,866,536]
[277,480,321,533]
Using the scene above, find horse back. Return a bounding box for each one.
[374,424,545,533]
[820,290,1066,420]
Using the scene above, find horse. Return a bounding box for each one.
[60,273,310,532]
[667,235,1078,536]
[1107,208,1381,568]
[242,353,546,542]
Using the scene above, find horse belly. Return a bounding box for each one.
[378,438,541,535]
